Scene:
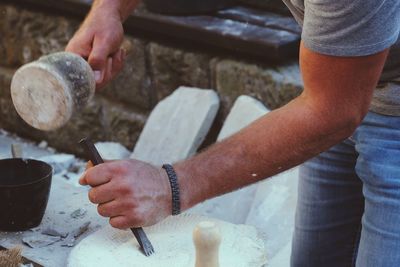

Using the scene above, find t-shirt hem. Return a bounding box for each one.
[369,104,400,116]
[302,34,399,56]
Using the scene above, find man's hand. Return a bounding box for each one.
[80,159,172,229]
[66,1,125,89]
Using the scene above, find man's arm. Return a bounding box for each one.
[175,42,389,209]
[175,42,387,209]
[66,0,140,88]
[80,44,388,229]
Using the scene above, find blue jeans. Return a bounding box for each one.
[291,111,400,267]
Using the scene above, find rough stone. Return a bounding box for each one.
[148,42,212,103]
[95,142,131,160]
[0,67,14,98]
[41,227,68,238]
[189,96,270,224]
[131,86,220,165]
[38,154,76,174]
[215,59,303,117]
[0,3,80,67]
[38,141,48,149]
[22,235,62,249]
[217,95,270,140]
[0,97,44,139]
[42,97,107,155]
[100,38,153,110]
[102,101,147,150]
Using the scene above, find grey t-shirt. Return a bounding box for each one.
[282,0,400,115]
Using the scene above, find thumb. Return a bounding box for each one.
[88,37,111,84]
[65,35,93,58]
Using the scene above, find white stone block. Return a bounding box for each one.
[131,86,220,165]
[245,167,299,261]
[39,154,76,174]
[95,142,131,160]
[218,95,269,140]
[189,95,269,224]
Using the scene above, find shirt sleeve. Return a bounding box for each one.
[302,0,400,56]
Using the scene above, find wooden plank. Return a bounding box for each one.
[126,12,300,61]
[216,6,301,34]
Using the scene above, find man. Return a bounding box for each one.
[67,0,400,266]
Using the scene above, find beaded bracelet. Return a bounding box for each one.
[162,164,181,216]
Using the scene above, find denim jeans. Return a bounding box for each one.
[291,111,400,267]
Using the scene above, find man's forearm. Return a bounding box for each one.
[91,0,140,21]
[173,41,388,212]
[174,95,358,210]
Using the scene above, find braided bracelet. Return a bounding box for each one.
[162,164,181,216]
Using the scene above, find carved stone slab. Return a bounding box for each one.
[131,86,219,165]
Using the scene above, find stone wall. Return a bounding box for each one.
[0,2,303,155]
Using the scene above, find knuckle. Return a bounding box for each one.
[97,205,108,217]
[117,182,133,196]
[117,160,130,174]
[125,200,136,211]
[88,189,97,203]
[84,170,96,185]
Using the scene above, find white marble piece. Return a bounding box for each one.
[189,95,269,224]
[95,142,131,160]
[245,168,299,262]
[0,131,50,160]
[38,153,76,174]
[217,95,269,140]
[68,214,267,267]
[131,86,220,165]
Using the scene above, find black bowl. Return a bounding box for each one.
[0,159,52,231]
[144,0,237,15]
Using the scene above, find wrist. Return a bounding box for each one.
[92,0,140,22]
[173,162,204,211]
[91,0,123,21]
[156,167,173,216]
